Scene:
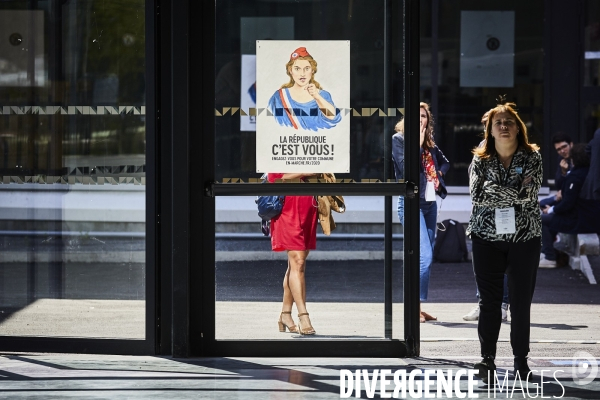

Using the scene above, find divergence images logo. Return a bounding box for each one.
[572,351,598,385]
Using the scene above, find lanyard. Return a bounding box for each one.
[496,156,513,186]
[496,153,527,189]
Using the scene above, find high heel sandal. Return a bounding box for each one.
[297,312,316,335]
[420,311,437,322]
[278,311,299,333]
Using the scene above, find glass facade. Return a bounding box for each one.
[419,0,544,186]
[584,0,600,88]
[584,0,600,141]
[0,0,595,356]
[215,0,404,182]
[0,1,146,339]
[214,196,406,340]
[213,0,408,342]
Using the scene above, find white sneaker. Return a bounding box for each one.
[463,305,480,321]
[539,253,557,268]
[501,303,508,322]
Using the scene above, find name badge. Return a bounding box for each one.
[495,207,516,234]
[425,181,436,202]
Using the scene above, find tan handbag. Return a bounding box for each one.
[316,173,346,235]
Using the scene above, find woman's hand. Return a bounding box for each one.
[542,205,551,214]
[281,173,316,180]
[307,84,337,120]
[305,84,320,99]
[419,123,426,148]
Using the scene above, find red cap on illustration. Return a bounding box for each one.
[290,47,311,60]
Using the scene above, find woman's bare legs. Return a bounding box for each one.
[280,260,296,329]
[285,250,314,333]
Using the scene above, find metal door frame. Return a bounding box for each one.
[170,0,422,357]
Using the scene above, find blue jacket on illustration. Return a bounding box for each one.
[268,88,341,132]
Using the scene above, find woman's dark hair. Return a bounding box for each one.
[570,143,590,167]
[552,132,572,145]
[473,101,539,159]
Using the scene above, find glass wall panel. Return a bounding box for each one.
[584,0,600,87]
[215,0,404,182]
[0,0,145,339]
[584,103,600,143]
[214,0,407,342]
[422,0,544,186]
[583,1,600,143]
[215,196,404,340]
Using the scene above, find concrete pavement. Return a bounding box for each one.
[0,238,598,398]
[0,352,598,399]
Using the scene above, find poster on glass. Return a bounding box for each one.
[256,40,350,173]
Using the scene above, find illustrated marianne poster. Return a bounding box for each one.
[256,40,350,173]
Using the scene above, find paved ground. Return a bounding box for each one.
[0,241,598,398]
[0,353,598,399]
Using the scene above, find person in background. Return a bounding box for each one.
[538,133,573,208]
[581,128,600,201]
[538,133,574,266]
[466,100,542,383]
[540,143,600,267]
[392,102,450,323]
[269,172,318,335]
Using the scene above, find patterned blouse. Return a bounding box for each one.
[422,149,440,191]
[466,148,543,242]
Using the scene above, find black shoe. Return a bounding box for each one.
[474,356,497,384]
[513,356,533,382]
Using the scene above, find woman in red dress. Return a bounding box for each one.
[269,172,318,335]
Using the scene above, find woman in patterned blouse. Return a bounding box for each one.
[467,101,542,384]
[392,102,450,323]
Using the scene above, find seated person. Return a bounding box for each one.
[540,143,600,267]
[581,128,600,201]
[540,132,573,209]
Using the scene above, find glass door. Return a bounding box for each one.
[583,0,600,142]
[0,0,154,354]
[197,0,423,357]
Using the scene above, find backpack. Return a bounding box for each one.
[256,195,284,237]
[255,174,285,236]
[256,195,285,220]
[255,174,285,221]
[433,219,468,263]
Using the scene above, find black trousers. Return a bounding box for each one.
[471,234,541,358]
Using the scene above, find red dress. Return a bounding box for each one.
[268,173,318,251]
